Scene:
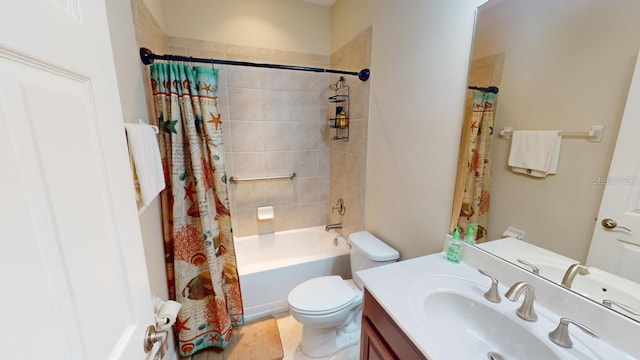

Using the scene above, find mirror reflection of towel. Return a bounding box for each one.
[508,130,562,178]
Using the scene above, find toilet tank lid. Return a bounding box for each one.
[349,231,399,261]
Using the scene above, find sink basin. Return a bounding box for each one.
[408,276,601,360]
[422,291,560,359]
[357,253,637,359]
[478,238,640,321]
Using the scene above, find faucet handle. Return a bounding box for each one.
[548,318,599,348]
[517,259,540,274]
[603,299,640,316]
[478,269,501,303]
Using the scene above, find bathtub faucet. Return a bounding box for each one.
[325,223,342,231]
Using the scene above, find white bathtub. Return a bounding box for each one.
[235,226,351,322]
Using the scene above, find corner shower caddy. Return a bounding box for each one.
[328,76,349,142]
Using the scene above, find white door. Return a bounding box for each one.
[0,0,156,359]
[587,50,640,284]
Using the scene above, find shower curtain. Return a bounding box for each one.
[150,62,243,356]
[454,91,496,243]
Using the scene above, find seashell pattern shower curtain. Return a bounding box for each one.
[150,62,243,356]
[456,92,496,243]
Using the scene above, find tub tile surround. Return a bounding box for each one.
[164,31,374,237]
[220,67,331,237]
[329,27,372,238]
[131,0,371,237]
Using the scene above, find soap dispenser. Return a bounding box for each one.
[465,223,477,245]
[446,227,463,263]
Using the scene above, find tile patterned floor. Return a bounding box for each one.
[186,311,359,360]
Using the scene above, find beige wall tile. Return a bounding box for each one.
[290,92,318,122]
[265,181,295,206]
[289,72,319,92]
[262,122,295,151]
[227,66,262,89]
[232,152,264,178]
[261,90,291,121]
[230,122,264,152]
[293,151,319,178]
[260,68,293,90]
[264,151,293,176]
[273,206,294,232]
[233,182,266,211]
[328,27,372,237]
[232,210,258,237]
[318,177,329,202]
[294,203,319,228]
[294,177,319,204]
[319,151,330,175]
[228,88,262,120]
[291,123,319,151]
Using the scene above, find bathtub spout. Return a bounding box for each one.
[325,223,342,231]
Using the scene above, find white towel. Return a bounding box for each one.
[508,130,562,178]
[124,122,165,205]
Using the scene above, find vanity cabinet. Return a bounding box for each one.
[360,289,428,360]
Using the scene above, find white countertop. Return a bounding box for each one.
[357,247,640,359]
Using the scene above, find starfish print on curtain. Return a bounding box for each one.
[150,62,243,357]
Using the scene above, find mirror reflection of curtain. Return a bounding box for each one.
[452,92,496,243]
[150,62,243,356]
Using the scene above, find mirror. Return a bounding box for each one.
[457,0,640,322]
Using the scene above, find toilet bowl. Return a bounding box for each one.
[287,231,399,358]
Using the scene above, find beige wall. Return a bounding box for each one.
[105,0,176,357]
[160,0,331,56]
[475,0,640,261]
[363,0,485,259]
[330,0,374,53]
[141,0,165,30]
[107,0,169,301]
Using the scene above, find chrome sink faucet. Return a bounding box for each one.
[505,282,538,321]
[561,263,589,288]
[548,318,599,348]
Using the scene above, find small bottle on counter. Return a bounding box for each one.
[446,227,463,263]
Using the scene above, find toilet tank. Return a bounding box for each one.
[349,231,399,288]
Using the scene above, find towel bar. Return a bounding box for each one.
[499,125,604,142]
[229,172,296,183]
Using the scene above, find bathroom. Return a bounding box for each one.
[4,0,640,359]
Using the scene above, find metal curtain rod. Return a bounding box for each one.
[468,85,499,94]
[139,48,371,82]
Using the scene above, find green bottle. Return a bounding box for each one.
[446,227,463,263]
[465,223,477,245]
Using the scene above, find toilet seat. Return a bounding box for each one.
[288,276,360,315]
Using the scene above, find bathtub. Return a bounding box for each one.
[234,226,351,322]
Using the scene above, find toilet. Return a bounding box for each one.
[287,231,399,357]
